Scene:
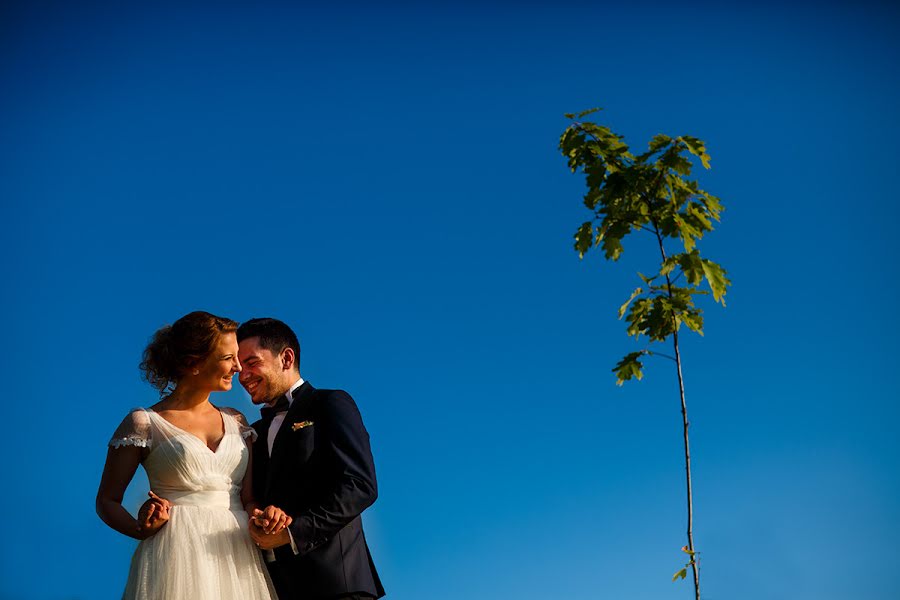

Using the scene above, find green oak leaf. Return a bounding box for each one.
[700,259,731,304]
[648,134,673,153]
[618,287,644,319]
[678,251,705,285]
[574,222,593,258]
[680,135,711,169]
[613,351,645,385]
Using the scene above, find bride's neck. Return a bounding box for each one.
[164,385,212,410]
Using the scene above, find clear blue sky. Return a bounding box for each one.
[2,1,898,599]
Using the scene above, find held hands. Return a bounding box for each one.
[137,491,171,539]
[136,494,294,548]
[249,505,293,550]
[250,505,292,534]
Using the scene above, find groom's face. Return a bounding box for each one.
[238,336,289,405]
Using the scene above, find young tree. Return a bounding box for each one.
[559,108,731,600]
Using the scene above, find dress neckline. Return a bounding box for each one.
[147,407,228,454]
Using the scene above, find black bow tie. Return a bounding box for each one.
[260,395,290,420]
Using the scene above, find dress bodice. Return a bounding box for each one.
[110,407,256,510]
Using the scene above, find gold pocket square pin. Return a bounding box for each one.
[291,420,313,432]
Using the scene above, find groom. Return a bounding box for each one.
[236,317,384,600]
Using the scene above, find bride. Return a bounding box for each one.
[96,311,285,599]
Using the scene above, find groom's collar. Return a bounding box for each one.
[285,377,305,406]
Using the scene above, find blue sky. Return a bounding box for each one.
[1,1,898,599]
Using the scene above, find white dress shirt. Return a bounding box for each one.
[267,377,304,455]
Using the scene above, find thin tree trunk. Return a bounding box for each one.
[652,220,700,600]
[673,330,700,600]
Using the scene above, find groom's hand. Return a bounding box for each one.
[251,505,292,534]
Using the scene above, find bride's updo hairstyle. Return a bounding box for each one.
[140,311,239,394]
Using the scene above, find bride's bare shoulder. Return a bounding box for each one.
[218,406,250,427]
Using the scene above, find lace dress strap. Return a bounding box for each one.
[219,406,258,442]
[108,408,152,449]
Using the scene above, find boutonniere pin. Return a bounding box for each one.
[291,420,313,432]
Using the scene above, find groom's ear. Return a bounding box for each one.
[280,347,296,372]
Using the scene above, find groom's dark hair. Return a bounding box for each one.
[237,317,301,372]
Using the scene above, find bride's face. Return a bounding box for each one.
[193,332,242,393]
[238,336,288,405]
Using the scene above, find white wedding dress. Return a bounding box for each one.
[109,407,277,600]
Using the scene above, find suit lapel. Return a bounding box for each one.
[265,381,315,496]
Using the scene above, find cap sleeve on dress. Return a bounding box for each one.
[220,406,258,442]
[108,408,152,449]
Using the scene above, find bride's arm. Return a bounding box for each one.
[241,439,260,517]
[96,446,162,540]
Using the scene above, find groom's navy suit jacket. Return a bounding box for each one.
[251,381,384,599]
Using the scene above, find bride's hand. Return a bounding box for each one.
[251,505,292,534]
[137,491,171,539]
